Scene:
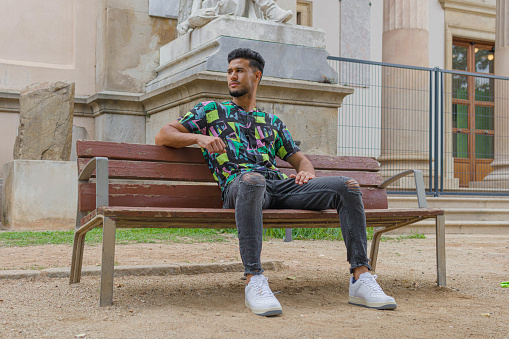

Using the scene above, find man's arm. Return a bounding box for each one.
[155,120,226,154]
[286,151,316,185]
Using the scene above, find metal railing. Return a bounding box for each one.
[328,56,509,196]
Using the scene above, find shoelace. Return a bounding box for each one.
[361,275,385,295]
[251,276,274,298]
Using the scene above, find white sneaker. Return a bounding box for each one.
[349,272,397,310]
[245,274,282,316]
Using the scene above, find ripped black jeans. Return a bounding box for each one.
[222,172,372,276]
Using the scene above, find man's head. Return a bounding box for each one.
[227,48,265,75]
[227,48,265,98]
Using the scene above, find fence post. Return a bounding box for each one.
[434,67,440,197]
[440,70,445,193]
[429,70,434,194]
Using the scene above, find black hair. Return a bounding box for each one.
[227,48,265,75]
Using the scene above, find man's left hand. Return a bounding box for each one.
[290,171,316,185]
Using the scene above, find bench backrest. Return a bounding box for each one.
[77,140,388,213]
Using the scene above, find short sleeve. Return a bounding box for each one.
[274,116,301,160]
[177,102,212,135]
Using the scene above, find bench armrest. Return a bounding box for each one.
[78,157,110,208]
[377,169,427,208]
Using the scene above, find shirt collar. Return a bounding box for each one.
[224,100,260,113]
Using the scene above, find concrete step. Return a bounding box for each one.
[387,195,509,234]
[389,195,509,209]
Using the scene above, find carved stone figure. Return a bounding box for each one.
[177,0,292,35]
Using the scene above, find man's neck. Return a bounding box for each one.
[232,96,256,112]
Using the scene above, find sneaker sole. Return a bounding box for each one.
[245,300,282,317]
[348,296,397,310]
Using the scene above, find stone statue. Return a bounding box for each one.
[177,0,292,35]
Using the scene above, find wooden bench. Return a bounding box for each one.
[70,140,446,306]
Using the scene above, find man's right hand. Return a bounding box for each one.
[156,121,227,154]
[197,135,227,154]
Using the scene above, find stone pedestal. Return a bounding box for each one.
[146,16,338,92]
[144,15,353,155]
[2,160,77,230]
[483,0,509,185]
[144,71,353,155]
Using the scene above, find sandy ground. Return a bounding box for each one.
[0,233,508,338]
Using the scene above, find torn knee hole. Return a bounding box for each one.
[345,179,361,192]
[242,172,265,184]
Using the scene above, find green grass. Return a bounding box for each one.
[264,228,376,241]
[0,227,424,248]
[0,228,230,247]
[264,228,426,242]
[383,230,426,241]
[264,228,343,241]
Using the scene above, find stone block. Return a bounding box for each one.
[2,160,77,230]
[95,114,146,144]
[14,82,75,161]
[98,6,177,92]
[145,107,180,144]
[272,103,338,155]
[149,0,179,18]
[147,16,336,92]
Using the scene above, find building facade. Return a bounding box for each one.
[0,0,506,190]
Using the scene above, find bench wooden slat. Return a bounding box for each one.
[81,206,443,226]
[279,169,383,186]
[77,140,206,163]
[79,184,223,211]
[276,156,380,172]
[78,158,383,186]
[79,185,388,222]
[77,159,216,182]
[93,207,440,220]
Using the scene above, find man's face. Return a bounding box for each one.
[227,58,260,98]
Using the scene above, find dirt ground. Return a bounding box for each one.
[0,233,508,338]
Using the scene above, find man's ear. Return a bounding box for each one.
[255,70,262,83]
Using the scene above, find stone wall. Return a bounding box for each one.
[96,0,177,93]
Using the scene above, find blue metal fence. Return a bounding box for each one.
[328,56,509,196]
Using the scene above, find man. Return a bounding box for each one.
[155,48,396,316]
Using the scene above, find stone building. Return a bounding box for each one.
[0,0,508,230]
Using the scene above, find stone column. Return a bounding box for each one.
[484,0,509,187]
[379,0,430,185]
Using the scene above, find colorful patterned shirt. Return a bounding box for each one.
[178,101,301,192]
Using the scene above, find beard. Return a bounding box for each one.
[229,87,249,97]
[228,82,252,97]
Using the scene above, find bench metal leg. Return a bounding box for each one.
[284,228,292,242]
[70,231,87,284]
[100,216,117,307]
[369,227,384,272]
[70,216,104,284]
[436,214,446,287]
